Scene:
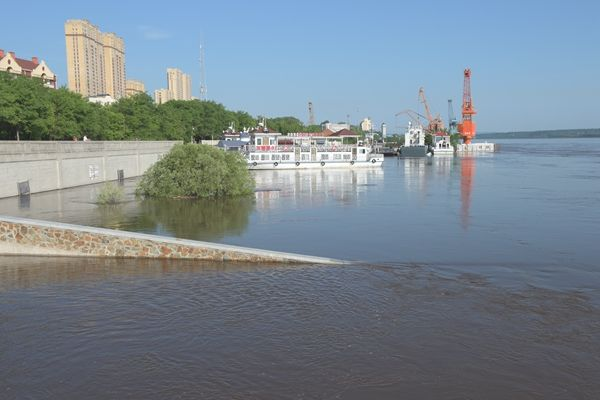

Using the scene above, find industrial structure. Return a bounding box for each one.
[199,43,207,101]
[418,87,444,133]
[457,68,477,144]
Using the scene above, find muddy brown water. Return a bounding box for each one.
[1,138,599,399]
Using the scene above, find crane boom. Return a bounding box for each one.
[418,87,434,123]
[395,109,427,125]
[418,87,445,133]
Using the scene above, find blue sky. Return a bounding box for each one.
[1,0,599,132]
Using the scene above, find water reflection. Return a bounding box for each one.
[253,168,385,209]
[0,256,292,291]
[460,157,476,230]
[402,156,476,229]
[123,197,255,241]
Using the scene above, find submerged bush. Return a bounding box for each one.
[136,144,254,198]
[96,182,125,205]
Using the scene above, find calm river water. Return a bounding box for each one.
[1,138,599,399]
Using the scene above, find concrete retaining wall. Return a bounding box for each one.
[0,216,342,264]
[0,141,180,198]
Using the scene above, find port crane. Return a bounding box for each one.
[457,68,477,144]
[418,87,445,134]
[395,109,428,126]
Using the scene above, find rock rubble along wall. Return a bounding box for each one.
[0,141,180,198]
[0,216,343,264]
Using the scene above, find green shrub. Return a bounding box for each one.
[136,144,255,198]
[96,182,125,205]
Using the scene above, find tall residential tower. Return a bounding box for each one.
[155,68,191,104]
[64,19,125,99]
[167,68,191,100]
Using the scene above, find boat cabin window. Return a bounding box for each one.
[256,138,263,145]
[269,138,276,145]
[360,149,366,154]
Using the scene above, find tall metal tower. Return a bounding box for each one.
[458,68,477,144]
[199,43,207,101]
[308,102,315,125]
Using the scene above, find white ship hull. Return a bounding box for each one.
[249,158,383,170]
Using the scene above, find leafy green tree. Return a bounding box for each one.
[0,72,52,140]
[425,133,433,146]
[47,87,89,140]
[450,133,462,148]
[136,144,255,198]
[266,116,304,134]
[85,105,127,140]
[233,111,255,132]
[111,93,160,139]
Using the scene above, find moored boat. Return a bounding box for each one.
[242,130,384,170]
[400,122,432,157]
[431,133,454,156]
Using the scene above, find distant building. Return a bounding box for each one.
[102,32,126,99]
[65,19,126,99]
[360,118,372,132]
[167,68,191,100]
[154,88,172,105]
[322,122,350,132]
[87,94,116,105]
[381,122,387,139]
[125,79,145,97]
[0,49,57,88]
[154,68,192,104]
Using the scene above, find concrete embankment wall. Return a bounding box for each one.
[0,141,180,198]
[0,216,342,264]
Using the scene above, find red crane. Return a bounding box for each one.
[457,68,477,144]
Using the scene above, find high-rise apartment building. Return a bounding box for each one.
[64,19,125,99]
[125,79,145,97]
[154,68,191,104]
[102,32,125,99]
[167,68,191,100]
[154,88,171,105]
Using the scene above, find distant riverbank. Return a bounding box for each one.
[479,128,600,139]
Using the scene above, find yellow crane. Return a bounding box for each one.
[418,87,445,134]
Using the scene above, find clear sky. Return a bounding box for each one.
[1,0,599,132]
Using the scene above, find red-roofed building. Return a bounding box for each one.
[332,128,359,137]
[0,49,57,88]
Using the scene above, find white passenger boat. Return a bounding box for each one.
[431,134,455,156]
[242,130,384,170]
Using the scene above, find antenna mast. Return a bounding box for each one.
[199,43,207,100]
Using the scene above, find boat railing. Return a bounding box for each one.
[244,145,294,152]
[243,144,356,153]
[315,145,355,152]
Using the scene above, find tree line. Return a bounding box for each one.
[0,72,325,141]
